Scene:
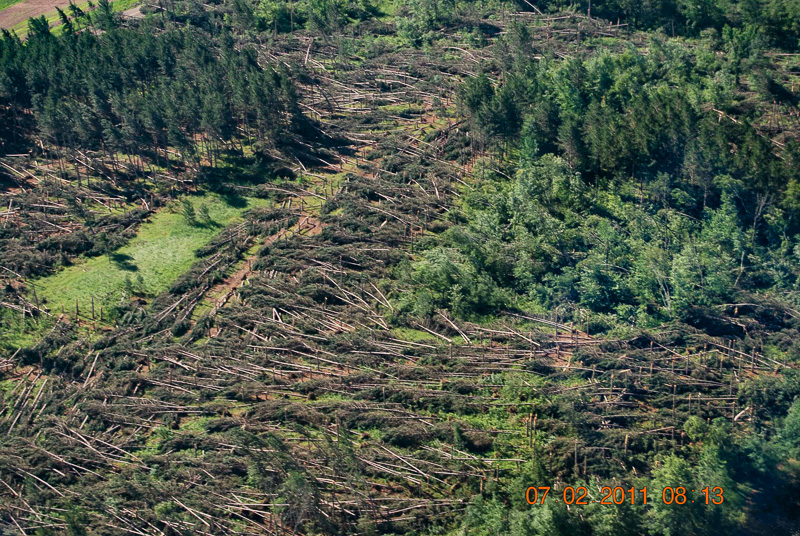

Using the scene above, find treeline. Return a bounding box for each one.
[0,12,303,179]
[522,0,800,48]
[231,0,379,36]
[403,26,800,332]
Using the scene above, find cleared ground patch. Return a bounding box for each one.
[0,0,24,14]
[0,0,136,35]
[0,0,75,30]
[34,194,266,317]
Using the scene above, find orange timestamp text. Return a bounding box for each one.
[526,486,724,506]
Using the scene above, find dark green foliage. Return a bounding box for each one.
[515,0,800,49]
[420,38,800,330]
[0,21,302,175]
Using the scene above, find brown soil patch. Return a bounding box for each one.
[0,0,132,31]
[1,0,69,29]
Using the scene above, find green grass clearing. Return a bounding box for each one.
[390,327,438,342]
[34,194,266,317]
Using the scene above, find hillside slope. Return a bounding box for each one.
[1,1,800,535]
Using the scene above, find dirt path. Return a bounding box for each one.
[120,4,142,18]
[205,215,322,311]
[203,215,321,337]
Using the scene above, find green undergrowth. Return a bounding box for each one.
[390,327,439,342]
[0,314,44,351]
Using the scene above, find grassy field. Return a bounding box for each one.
[34,194,266,317]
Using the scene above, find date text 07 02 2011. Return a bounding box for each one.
[526,486,724,506]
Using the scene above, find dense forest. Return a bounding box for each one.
[0,0,799,534]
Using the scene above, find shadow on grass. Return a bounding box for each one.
[192,218,223,229]
[220,192,248,209]
[110,253,138,272]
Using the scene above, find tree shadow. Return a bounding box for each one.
[0,172,17,193]
[195,218,222,229]
[110,253,138,272]
[220,192,248,208]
